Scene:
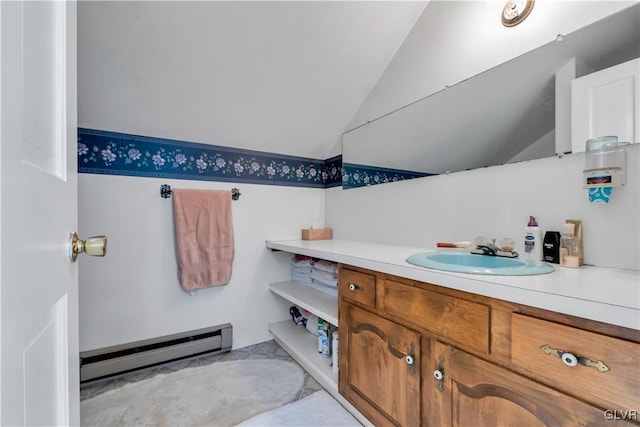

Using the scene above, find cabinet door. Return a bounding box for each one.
[340,303,420,427]
[425,341,637,427]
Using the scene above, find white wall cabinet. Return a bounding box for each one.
[572,58,640,153]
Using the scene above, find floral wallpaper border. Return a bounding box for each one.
[78,128,343,189]
[342,162,432,189]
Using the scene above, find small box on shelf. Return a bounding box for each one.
[301,228,332,240]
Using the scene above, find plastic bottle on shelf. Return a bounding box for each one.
[320,322,331,358]
[317,318,323,353]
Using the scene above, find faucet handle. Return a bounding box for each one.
[499,237,515,252]
[474,236,489,247]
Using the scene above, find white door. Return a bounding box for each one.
[1,1,79,425]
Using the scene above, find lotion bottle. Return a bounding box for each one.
[524,216,543,260]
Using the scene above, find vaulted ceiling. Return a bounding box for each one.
[78,1,428,159]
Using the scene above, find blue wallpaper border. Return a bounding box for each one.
[342,162,433,189]
[324,155,343,188]
[77,128,342,189]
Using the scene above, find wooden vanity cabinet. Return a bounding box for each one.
[338,264,640,427]
[425,340,638,427]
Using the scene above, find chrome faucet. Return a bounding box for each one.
[472,244,498,256]
[471,237,518,258]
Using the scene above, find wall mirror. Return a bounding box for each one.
[342,4,639,189]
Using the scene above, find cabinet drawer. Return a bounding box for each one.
[379,279,490,355]
[511,314,640,413]
[339,268,376,308]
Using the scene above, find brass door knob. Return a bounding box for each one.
[68,232,107,262]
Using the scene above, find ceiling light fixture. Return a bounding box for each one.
[501,0,535,27]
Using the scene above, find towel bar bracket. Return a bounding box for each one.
[160,184,241,201]
[160,184,172,199]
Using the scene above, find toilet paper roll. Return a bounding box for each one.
[588,187,612,203]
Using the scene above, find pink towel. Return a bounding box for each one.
[173,189,234,291]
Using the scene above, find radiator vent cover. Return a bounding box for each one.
[80,323,232,382]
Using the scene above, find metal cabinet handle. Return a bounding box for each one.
[561,352,578,367]
[540,344,609,373]
[348,283,360,291]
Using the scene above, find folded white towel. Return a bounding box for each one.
[311,270,338,285]
[290,257,314,268]
[313,260,338,275]
[311,281,338,297]
[291,266,313,275]
[312,278,338,289]
[291,272,313,285]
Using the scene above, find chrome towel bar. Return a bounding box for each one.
[161,184,241,201]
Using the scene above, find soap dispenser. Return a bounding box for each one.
[524,216,543,260]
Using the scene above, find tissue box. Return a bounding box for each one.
[301,228,333,240]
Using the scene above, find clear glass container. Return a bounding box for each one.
[559,223,579,268]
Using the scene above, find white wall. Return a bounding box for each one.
[326,144,640,271]
[78,174,322,351]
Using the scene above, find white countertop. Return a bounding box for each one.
[266,239,640,331]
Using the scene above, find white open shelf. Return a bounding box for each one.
[268,281,371,426]
[268,281,338,325]
[267,281,338,390]
[269,320,337,389]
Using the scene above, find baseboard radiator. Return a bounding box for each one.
[80,323,232,382]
